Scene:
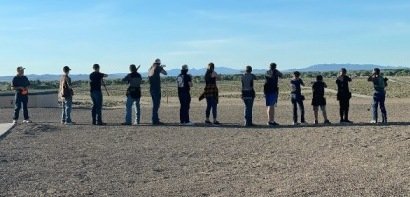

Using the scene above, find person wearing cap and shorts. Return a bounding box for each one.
[177,64,193,125]
[59,66,74,125]
[264,63,283,126]
[148,58,167,125]
[12,67,31,124]
[122,64,142,125]
[241,65,257,127]
[89,64,108,125]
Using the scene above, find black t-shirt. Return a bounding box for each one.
[12,75,30,95]
[149,66,163,91]
[312,81,327,98]
[336,76,351,94]
[177,73,192,93]
[123,72,142,88]
[290,78,304,95]
[90,72,106,92]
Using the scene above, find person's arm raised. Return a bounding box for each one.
[277,70,283,78]
[160,68,167,75]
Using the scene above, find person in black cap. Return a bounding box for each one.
[122,64,142,125]
[11,66,31,124]
[59,66,74,125]
[176,64,193,125]
[89,64,108,125]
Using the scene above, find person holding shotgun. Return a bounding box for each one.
[148,58,167,125]
[368,68,388,124]
[264,63,283,126]
[89,64,108,125]
[122,64,142,126]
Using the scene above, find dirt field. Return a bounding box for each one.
[0,98,409,196]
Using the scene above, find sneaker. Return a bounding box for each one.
[205,120,212,124]
[268,122,279,126]
[133,122,140,126]
[185,122,194,126]
[213,121,220,125]
[23,119,32,123]
[293,122,300,126]
[96,122,107,126]
[12,120,17,124]
[152,122,165,125]
[300,121,308,125]
[344,120,353,124]
[324,120,331,124]
[370,120,377,124]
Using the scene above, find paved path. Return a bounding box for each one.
[0,123,15,139]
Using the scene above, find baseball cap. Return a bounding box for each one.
[93,64,100,69]
[63,66,71,72]
[154,58,161,65]
[181,64,188,70]
[246,65,252,72]
[17,66,25,71]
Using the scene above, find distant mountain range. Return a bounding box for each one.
[287,64,405,72]
[0,64,407,82]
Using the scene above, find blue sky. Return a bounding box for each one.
[0,0,409,75]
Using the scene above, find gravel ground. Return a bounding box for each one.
[0,98,409,196]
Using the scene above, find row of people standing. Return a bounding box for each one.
[10,61,388,126]
[258,65,388,126]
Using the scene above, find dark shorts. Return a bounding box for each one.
[312,97,326,106]
[265,92,278,106]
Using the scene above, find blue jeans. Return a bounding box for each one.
[178,91,191,123]
[91,91,103,124]
[61,97,72,123]
[206,97,218,119]
[243,98,254,125]
[372,91,387,122]
[125,96,141,124]
[150,90,161,123]
[291,94,305,123]
[13,94,29,120]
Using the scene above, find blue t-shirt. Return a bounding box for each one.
[12,75,30,95]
